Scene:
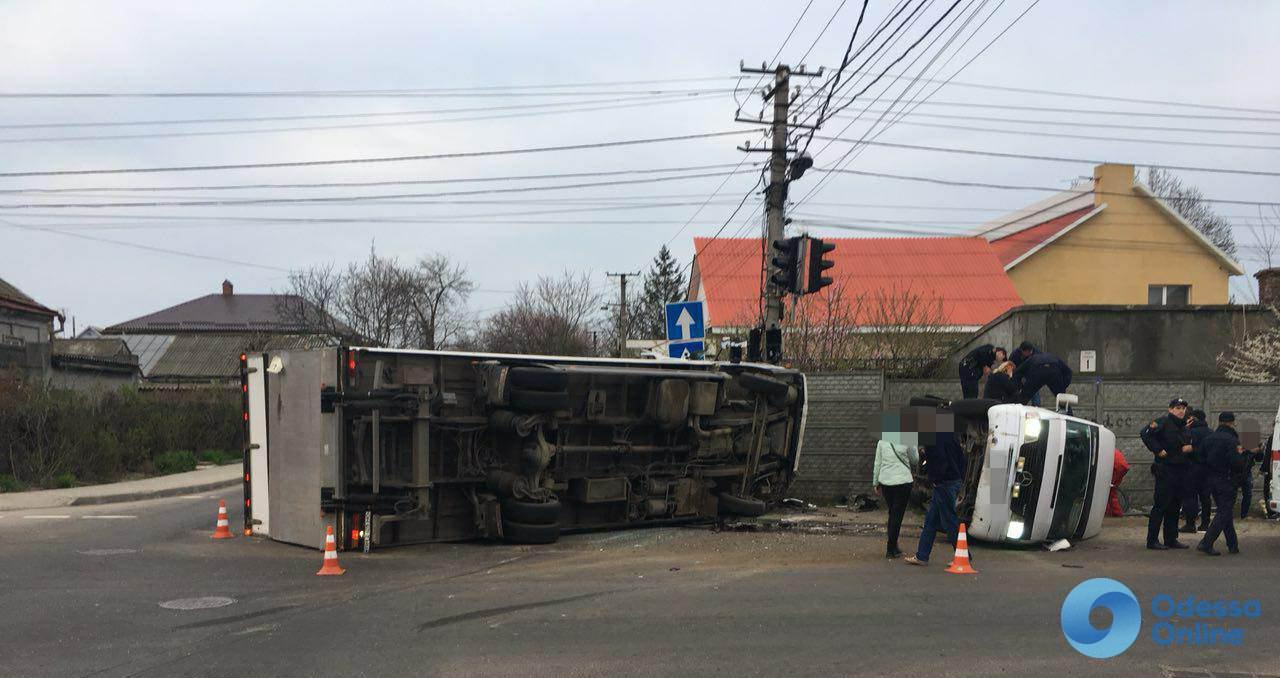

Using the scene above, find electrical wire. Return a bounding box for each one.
[0,93,723,145]
[813,137,1280,177]
[0,86,738,99]
[825,119,1280,151]
[829,107,1280,136]
[0,130,745,178]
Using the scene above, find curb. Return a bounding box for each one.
[69,477,241,506]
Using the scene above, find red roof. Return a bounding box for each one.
[691,236,1022,328]
[990,206,1095,266]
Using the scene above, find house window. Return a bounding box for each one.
[1148,284,1190,306]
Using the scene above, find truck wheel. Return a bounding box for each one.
[508,388,570,413]
[718,493,768,517]
[501,498,561,524]
[736,373,789,398]
[508,367,569,391]
[502,519,560,544]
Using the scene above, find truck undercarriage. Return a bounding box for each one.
[245,348,807,551]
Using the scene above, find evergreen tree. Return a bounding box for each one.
[631,246,687,339]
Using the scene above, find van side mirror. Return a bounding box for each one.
[1056,393,1079,413]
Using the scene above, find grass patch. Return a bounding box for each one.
[154,450,198,475]
[0,474,24,493]
[53,473,77,489]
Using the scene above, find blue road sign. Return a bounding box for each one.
[664,301,706,342]
[668,340,704,360]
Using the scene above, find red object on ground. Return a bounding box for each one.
[1107,449,1130,517]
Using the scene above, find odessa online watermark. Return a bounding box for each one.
[1060,578,1262,659]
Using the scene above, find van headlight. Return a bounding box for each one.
[1006,520,1025,539]
[1023,417,1042,441]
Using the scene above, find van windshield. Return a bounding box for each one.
[1048,420,1097,539]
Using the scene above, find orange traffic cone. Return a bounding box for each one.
[211,500,234,539]
[316,525,346,576]
[945,523,978,574]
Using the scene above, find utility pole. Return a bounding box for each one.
[737,61,821,361]
[606,271,640,357]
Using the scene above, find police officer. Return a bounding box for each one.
[1198,412,1244,556]
[1237,438,1265,520]
[1013,351,1072,406]
[958,344,1005,399]
[1180,409,1213,534]
[1143,398,1193,550]
[1011,341,1037,367]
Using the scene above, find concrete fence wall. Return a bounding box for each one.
[791,371,1278,506]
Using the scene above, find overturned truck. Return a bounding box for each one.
[240,347,807,551]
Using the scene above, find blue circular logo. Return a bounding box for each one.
[1060,578,1142,659]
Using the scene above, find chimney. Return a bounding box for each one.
[1092,163,1134,208]
[1256,268,1280,307]
[222,279,234,297]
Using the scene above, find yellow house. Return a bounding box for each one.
[980,163,1243,305]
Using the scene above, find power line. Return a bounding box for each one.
[0,86,738,99]
[828,118,1280,151]
[0,217,289,272]
[813,137,1280,177]
[0,94,722,145]
[0,169,758,210]
[0,130,745,178]
[0,162,751,194]
[812,166,1280,206]
[796,0,855,66]
[830,107,1280,136]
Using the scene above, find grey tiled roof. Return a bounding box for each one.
[0,276,59,318]
[51,338,139,371]
[104,293,346,334]
[144,333,336,382]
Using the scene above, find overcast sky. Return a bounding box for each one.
[1,0,1277,331]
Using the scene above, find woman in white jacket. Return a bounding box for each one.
[874,437,919,558]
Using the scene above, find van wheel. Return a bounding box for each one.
[508,389,570,412]
[718,493,767,517]
[501,498,561,524]
[508,367,569,391]
[502,519,560,544]
[736,373,789,397]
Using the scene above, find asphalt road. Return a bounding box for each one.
[2,490,1279,678]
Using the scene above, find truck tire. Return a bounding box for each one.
[502,519,560,544]
[736,373,789,398]
[508,388,570,413]
[508,367,569,391]
[500,498,561,525]
[718,493,767,517]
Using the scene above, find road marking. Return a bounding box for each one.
[82,515,137,520]
[178,495,205,499]
[22,515,71,520]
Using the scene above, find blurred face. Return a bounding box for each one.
[1169,405,1187,418]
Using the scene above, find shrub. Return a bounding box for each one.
[0,474,24,493]
[53,473,76,489]
[199,449,234,466]
[154,450,198,475]
[0,380,240,486]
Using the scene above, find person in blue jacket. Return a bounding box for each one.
[905,428,966,567]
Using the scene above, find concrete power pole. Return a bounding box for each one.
[606,271,640,357]
[737,62,822,361]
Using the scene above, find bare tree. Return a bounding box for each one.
[1146,168,1238,259]
[277,263,349,338]
[480,271,605,356]
[404,255,475,350]
[1219,306,1280,382]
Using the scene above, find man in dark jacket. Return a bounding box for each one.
[1143,398,1193,550]
[983,362,1019,403]
[1237,438,1266,519]
[1199,412,1244,556]
[905,428,966,567]
[958,344,1005,399]
[1181,409,1213,533]
[1014,351,1073,406]
[1010,342,1040,405]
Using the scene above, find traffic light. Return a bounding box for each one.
[770,237,802,294]
[805,237,836,294]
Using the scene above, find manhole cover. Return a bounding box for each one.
[78,548,139,556]
[159,596,236,611]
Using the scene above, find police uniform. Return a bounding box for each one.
[1198,413,1243,555]
[958,344,999,399]
[1144,399,1191,549]
[1013,352,1072,406]
[1181,413,1213,532]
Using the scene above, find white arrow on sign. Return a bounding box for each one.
[681,347,691,359]
[675,308,695,340]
